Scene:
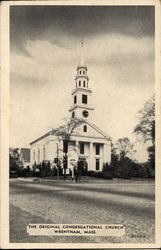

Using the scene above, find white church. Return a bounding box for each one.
[30,44,111,172]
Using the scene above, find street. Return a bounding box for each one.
[9,177,155,243]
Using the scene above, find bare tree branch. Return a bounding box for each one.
[134,95,155,145]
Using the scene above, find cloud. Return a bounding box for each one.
[10,6,154,56]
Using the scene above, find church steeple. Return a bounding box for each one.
[69,42,94,120]
[79,40,85,66]
[76,40,88,89]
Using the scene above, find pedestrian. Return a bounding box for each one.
[77,160,82,182]
[71,165,75,181]
[70,159,77,182]
[74,166,79,183]
[83,161,88,181]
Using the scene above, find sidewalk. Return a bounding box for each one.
[14,176,155,184]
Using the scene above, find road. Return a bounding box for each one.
[9,177,155,243]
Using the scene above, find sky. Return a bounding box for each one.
[10,5,155,162]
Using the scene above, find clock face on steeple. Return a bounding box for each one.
[82,110,89,118]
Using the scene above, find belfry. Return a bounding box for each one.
[30,43,111,172]
[69,41,94,121]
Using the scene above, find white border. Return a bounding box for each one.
[1,0,161,249]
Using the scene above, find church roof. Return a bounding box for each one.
[85,121,111,141]
[30,119,111,145]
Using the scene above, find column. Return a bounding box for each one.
[104,143,108,163]
[75,140,79,161]
[89,142,93,171]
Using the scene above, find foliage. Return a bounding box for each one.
[147,144,155,169]
[9,147,23,176]
[55,118,84,147]
[54,117,84,178]
[111,156,133,179]
[134,95,155,145]
[32,161,54,177]
[111,155,154,179]
[134,95,155,170]
[87,170,113,179]
[114,137,136,160]
[110,141,154,179]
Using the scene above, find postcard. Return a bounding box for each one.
[1,0,161,249]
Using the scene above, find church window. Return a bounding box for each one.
[96,144,100,155]
[96,159,100,170]
[72,111,75,118]
[83,125,87,132]
[83,81,86,87]
[80,143,84,154]
[43,145,45,160]
[82,94,87,104]
[83,70,85,74]
[79,80,81,87]
[33,151,35,161]
[80,70,81,74]
[74,95,77,104]
[82,110,89,117]
[38,148,40,164]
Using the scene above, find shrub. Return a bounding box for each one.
[87,170,113,179]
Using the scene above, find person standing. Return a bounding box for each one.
[70,159,77,182]
[74,165,79,183]
[71,164,75,181]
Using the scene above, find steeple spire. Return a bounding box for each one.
[79,39,85,66]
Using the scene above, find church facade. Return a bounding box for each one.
[30,46,111,172]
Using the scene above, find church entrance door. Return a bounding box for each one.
[78,158,88,175]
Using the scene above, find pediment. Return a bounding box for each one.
[72,121,111,141]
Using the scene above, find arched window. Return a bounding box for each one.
[80,70,81,74]
[83,125,87,132]
[72,111,75,118]
[74,95,77,104]
[79,80,81,87]
[83,81,85,87]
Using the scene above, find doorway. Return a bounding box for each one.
[78,158,88,175]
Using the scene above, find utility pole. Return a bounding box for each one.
[63,140,68,181]
[56,143,59,181]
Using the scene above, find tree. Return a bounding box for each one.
[147,145,155,170]
[54,117,84,180]
[134,95,155,169]
[134,95,155,145]
[110,138,137,179]
[115,137,136,160]
[9,147,23,176]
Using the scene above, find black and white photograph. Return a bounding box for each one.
[1,0,161,249]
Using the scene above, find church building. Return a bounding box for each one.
[30,44,111,172]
